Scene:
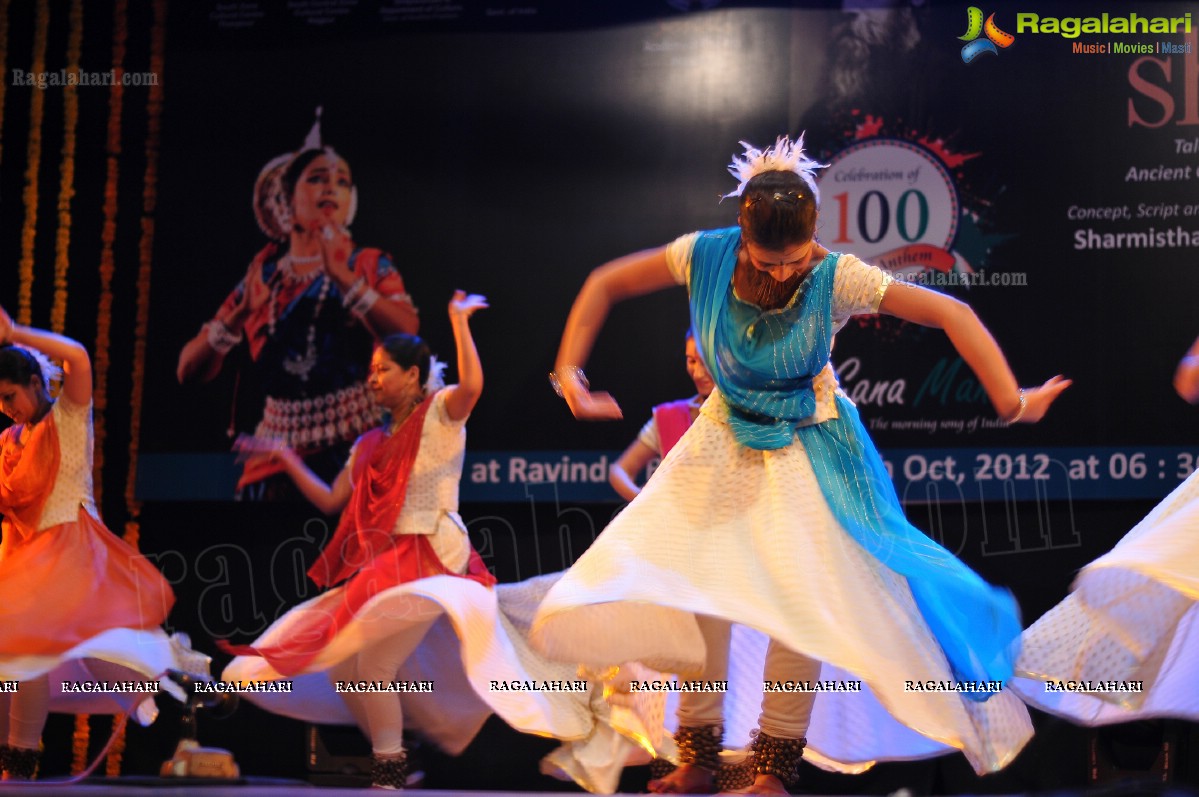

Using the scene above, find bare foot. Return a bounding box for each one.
[719,773,788,795]
[648,763,716,793]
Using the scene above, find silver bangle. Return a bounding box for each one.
[206,320,243,354]
[1005,388,1027,425]
[341,277,367,308]
[392,291,419,314]
[548,366,588,398]
[350,287,380,317]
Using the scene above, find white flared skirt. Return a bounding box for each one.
[532,395,1032,775]
[223,572,645,793]
[1013,471,1199,724]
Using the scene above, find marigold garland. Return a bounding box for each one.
[124,0,166,552]
[97,3,131,769]
[50,0,82,335]
[92,0,127,502]
[70,714,89,776]
[17,0,49,326]
[104,715,126,777]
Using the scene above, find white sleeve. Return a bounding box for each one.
[664,232,700,286]
[52,393,91,420]
[831,254,891,323]
[432,386,467,428]
[635,416,662,456]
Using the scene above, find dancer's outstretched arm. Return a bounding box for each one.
[232,437,352,515]
[555,247,678,420]
[443,291,488,422]
[879,282,1070,423]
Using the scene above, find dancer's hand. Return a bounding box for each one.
[567,389,623,421]
[442,291,487,421]
[225,262,275,332]
[449,290,488,320]
[317,223,356,287]
[557,370,623,421]
[232,433,296,466]
[1012,375,1071,424]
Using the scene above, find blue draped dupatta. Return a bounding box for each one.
[687,228,1019,696]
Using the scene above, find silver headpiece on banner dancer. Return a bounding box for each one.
[253,106,359,241]
[723,134,826,204]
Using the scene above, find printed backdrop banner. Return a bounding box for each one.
[140,1,1199,503]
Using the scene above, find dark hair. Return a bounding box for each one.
[279,147,349,206]
[378,333,431,386]
[0,345,43,389]
[738,170,819,250]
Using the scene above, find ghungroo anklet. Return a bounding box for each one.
[714,756,756,791]
[2,745,41,780]
[674,724,723,771]
[750,730,805,787]
[648,756,677,779]
[371,752,408,790]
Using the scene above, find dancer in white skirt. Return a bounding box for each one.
[0,308,188,781]
[532,136,1071,794]
[1011,339,1199,724]
[222,292,634,791]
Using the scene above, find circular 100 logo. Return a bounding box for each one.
[816,139,959,273]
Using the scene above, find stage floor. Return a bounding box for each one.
[1,783,1198,797]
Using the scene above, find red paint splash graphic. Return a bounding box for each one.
[916,136,980,170]
[854,114,884,140]
[847,115,979,171]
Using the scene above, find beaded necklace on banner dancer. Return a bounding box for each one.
[267,252,331,383]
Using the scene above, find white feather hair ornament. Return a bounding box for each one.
[424,354,448,396]
[14,345,64,394]
[723,134,827,203]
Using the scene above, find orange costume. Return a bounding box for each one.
[0,395,179,719]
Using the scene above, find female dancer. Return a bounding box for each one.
[223,293,634,791]
[0,309,180,780]
[533,136,1070,794]
[609,329,714,501]
[177,119,419,499]
[1012,339,1199,724]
